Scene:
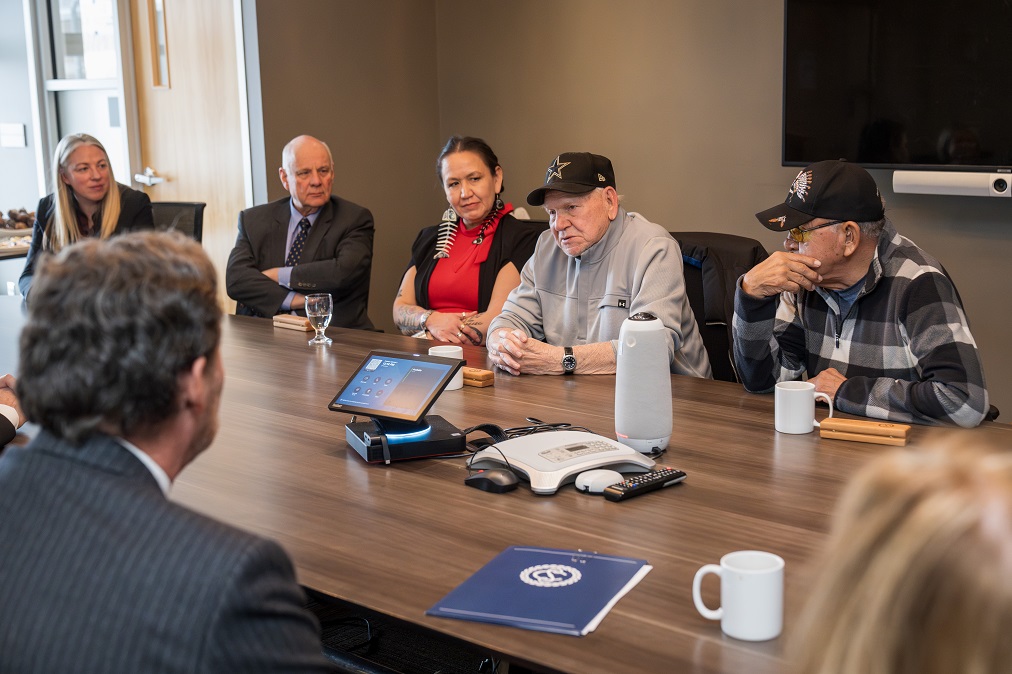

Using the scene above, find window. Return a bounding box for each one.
[31,0,139,187]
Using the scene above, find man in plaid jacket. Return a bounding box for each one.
[733,160,988,427]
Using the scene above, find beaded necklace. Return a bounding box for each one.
[432,203,502,259]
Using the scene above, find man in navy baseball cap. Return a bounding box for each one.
[733,159,989,427]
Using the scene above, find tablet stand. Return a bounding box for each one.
[345,415,466,464]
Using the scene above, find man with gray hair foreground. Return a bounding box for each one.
[733,159,988,427]
[0,232,333,672]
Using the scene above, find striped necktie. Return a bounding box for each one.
[286,217,311,267]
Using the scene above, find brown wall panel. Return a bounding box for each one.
[252,0,1012,414]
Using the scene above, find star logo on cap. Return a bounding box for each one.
[546,156,571,182]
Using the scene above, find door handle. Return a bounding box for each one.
[134,167,166,186]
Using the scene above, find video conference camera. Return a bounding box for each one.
[893,170,1012,198]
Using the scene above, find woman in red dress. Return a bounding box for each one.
[393,136,541,345]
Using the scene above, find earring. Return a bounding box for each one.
[494,194,504,211]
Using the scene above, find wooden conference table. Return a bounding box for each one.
[3,299,1010,673]
[180,316,1010,674]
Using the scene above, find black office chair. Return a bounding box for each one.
[151,201,206,243]
[516,219,549,246]
[305,587,491,673]
[671,231,769,383]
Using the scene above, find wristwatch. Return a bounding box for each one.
[562,346,577,375]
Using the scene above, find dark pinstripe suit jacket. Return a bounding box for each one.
[225,195,374,330]
[0,430,334,673]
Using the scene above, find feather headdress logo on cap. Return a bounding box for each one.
[788,170,814,202]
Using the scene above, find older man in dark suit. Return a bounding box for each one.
[226,134,374,329]
[0,232,334,672]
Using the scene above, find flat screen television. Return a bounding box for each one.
[783,0,1012,172]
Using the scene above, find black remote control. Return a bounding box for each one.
[603,467,687,502]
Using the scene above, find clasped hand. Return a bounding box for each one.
[427,311,480,345]
[0,373,26,427]
[487,329,560,375]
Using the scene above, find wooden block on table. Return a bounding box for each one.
[272,315,314,332]
[463,377,494,388]
[820,428,908,446]
[463,374,494,388]
[820,418,910,439]
[462,367,494,382]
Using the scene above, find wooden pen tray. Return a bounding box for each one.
[820,418,911,446]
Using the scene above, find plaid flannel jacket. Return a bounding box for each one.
[732,223,988,427]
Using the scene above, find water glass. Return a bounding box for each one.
[305,293,333,345]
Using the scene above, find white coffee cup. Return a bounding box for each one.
[692,550,784,642]
[775,381,833,434]
[428,345,464,391]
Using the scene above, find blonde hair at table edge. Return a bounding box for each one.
[789,434,1012,674]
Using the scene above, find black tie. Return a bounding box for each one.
[286,218,311,267]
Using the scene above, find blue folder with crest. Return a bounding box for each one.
[426,546,652,636]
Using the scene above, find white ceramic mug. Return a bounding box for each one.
[428,345,464,390]
[692,550,784,642]
[775,381,833,434]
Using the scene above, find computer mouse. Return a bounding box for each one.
[464,469,520,493]
[575,469,625,494]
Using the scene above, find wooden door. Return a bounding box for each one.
[131,0,244,311]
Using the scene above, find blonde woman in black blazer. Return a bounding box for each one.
[18,133,153,298]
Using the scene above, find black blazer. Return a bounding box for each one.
[226,196,374,330]
[408,213,544,311]
[18,184,154,298]
[0,430,334,672]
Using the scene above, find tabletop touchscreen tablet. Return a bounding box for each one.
[328,350,463,425]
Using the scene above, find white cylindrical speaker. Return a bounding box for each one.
[615,312,672,453]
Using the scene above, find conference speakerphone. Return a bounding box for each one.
[469,431,655,494]
[329,350,466,463]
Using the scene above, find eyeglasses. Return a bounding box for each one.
[787,220,845,243]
